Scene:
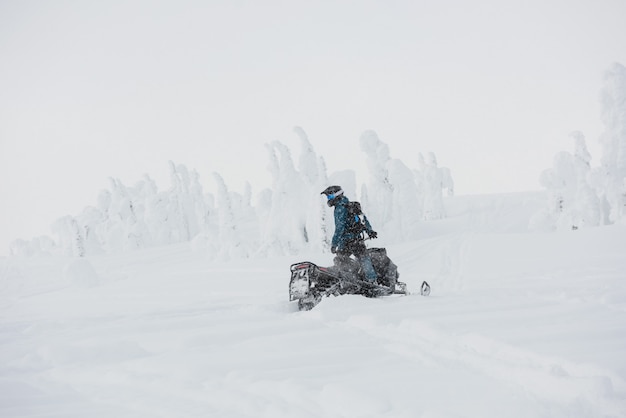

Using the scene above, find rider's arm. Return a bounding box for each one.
[333,204,348,249]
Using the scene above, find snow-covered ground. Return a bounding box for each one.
[1,192,625,417]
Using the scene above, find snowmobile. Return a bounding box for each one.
[289,247,430,311]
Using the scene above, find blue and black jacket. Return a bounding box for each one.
[332,196,374,252]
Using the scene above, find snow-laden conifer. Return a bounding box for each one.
[387,159,421,241]
[359,130,394,228]
[531,133,600,231]
[213,172,243,260]
[261,141,309,255]
[13,131,455,258]
[293,127,330,253]
[421,152,450,220]
[52,216,85,257]
[596,62,626,222]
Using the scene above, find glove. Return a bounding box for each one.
[369,231,378,239]
[331,245,337,254]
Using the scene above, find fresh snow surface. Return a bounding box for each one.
[1,192,625,418]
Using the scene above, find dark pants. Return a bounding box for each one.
[338,240,378,282]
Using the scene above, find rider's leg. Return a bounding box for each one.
[359,254,378,282]
[352,242,377,283]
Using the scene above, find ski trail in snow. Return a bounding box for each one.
[331,314,626,417]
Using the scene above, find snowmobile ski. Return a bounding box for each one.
[420,280,431,296]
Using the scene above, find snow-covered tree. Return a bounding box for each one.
[359,130,394,227]
[316,156,333,251]
[531,132,600,231]
[294,127,331,252]
[10,236,56,257]
[420,152,452,220]
[189,169,211,237]
[52,216,85,257]
[168,161,192,242]
[294,126,319,185]
[571,132,602,228]
[387,159,421,240]
[76,206,105,254]
[97,177,139,251]
[534,63,626,231]
[360,133,454,232]
[12,130,454,258]
[213,172,245,259]
[261,141,309,255]
[594,62,626,223]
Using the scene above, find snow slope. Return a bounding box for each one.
[1,192,625,417]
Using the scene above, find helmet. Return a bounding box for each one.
[321,185,344,207]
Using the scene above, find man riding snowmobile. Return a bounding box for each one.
[321,185,379,283]
[288,186,429,310]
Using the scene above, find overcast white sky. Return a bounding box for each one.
[1,0,626,255]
